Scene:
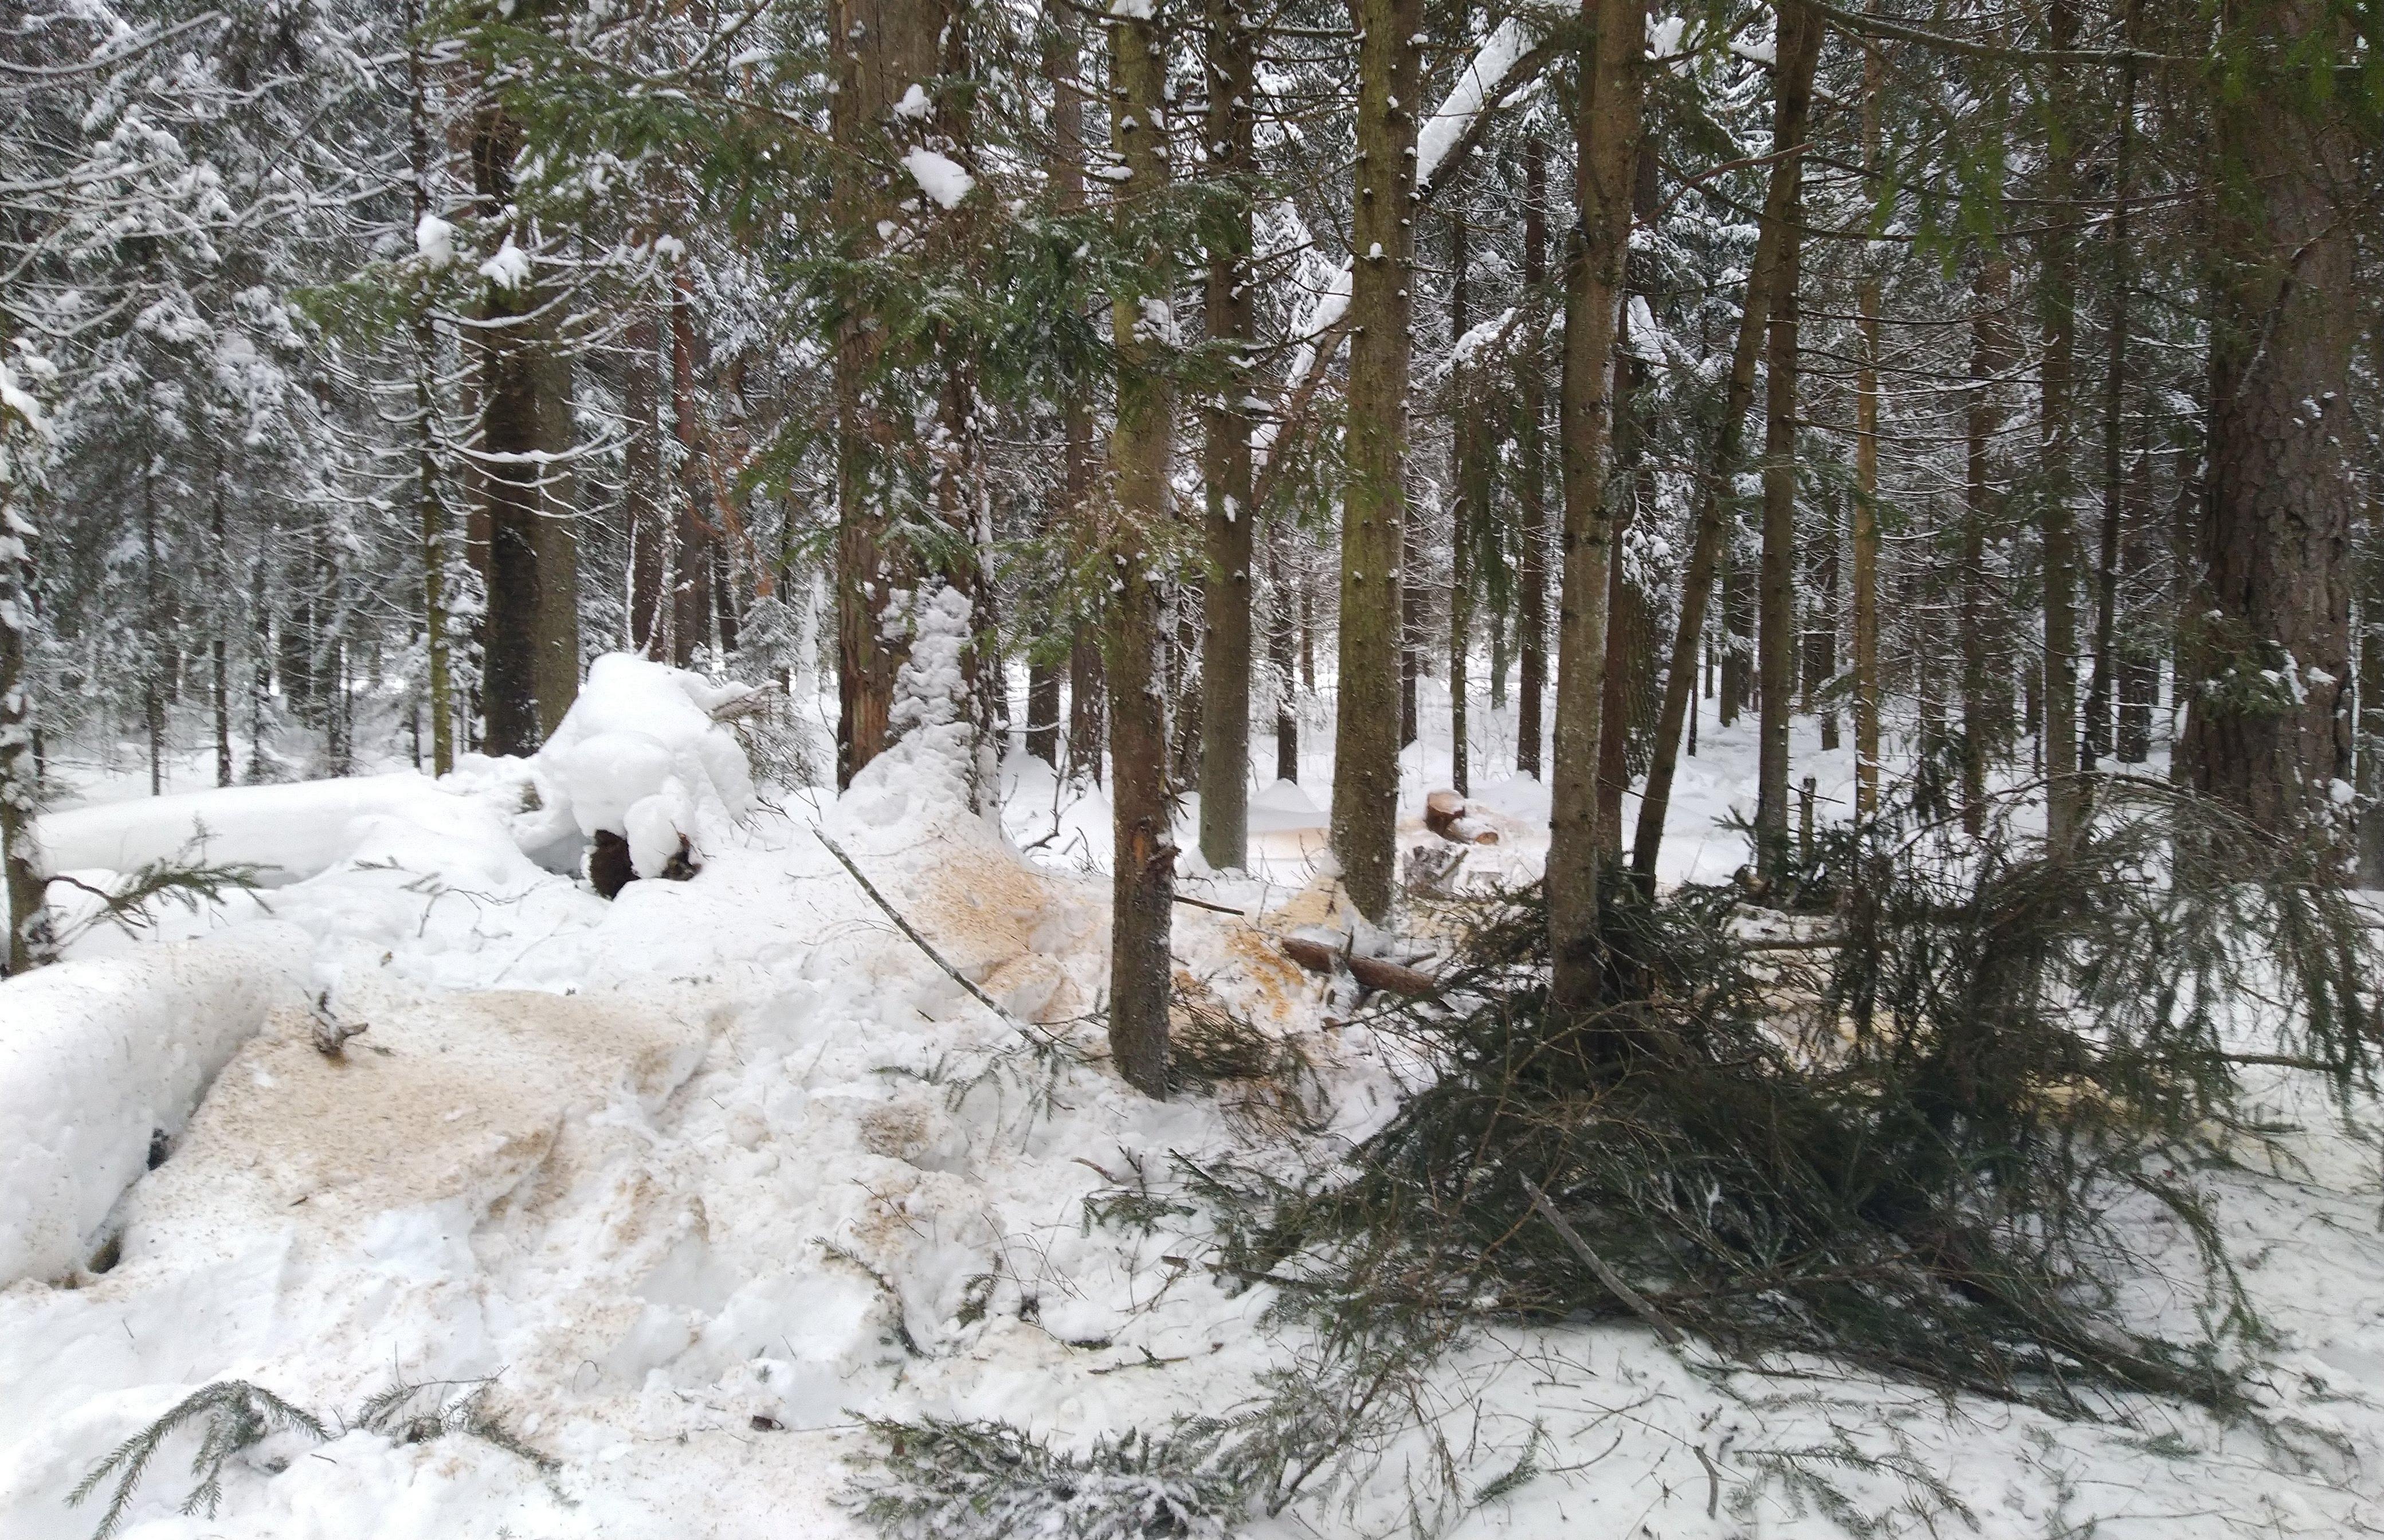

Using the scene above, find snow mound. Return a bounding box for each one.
[36,773,476,886]
[0,923,312,1286]
[527,653,757,879]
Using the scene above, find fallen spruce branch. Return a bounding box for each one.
[1277,936,1437,996]
[812,828,1068,1049]
[1520,1175,1684,1347]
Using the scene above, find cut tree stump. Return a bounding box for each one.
[1424,790,1499,845]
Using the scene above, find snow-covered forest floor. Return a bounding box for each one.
[5,672,2384,1540]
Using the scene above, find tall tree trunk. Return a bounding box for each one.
[1753,30,1814,881]
[1629,4,1822,880]
[2038,0,2083,846]
[830,0,941,785]
[143,460,164,793]
[210,441,231,787]
[1271,523,1299,782]
[2081,6,2137,769]
[1449,188,1473,798]
[1851,24,1882,816]
[1196,0,1255,865]
[1516,138,1550,781]
[1962,258,2013,834]
[1329,0,1424,922]
[2181,0,2360,837]
[1545,0,1645,1010]
[474,94,543,757]
[670,268,713,669]
[408,6,453,775]
[1054,20,1104,786]
[1,386,49,974]
[1103,0,1176,1099]
[2359,488,2384,884]
[1594,139,1658,854]
[624,305,667,660]
[533,334,579,731]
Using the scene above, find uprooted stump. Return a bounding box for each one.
[1277,935,1437,997]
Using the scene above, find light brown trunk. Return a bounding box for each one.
[1328,0,1424,922]
[1544,0,1645,1010]
[1103,1,1177,1099]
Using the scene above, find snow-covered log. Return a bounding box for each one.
[0,922,312,1286]
[36,774,472,886]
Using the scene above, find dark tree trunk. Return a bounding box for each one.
[1515,139,1550,781]
[2179,0,2361,837]
[1196,0,1256,867]
[625,306,667,659]
[474,96,543,757]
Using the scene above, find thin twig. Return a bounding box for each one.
[1520,1176,1685,1347]
[811,828,1067,1048]
[1172,892,1246,916]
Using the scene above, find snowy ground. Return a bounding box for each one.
[5,669,2383,1539]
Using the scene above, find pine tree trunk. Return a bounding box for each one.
[1852,25,1882,814]
[1328,0,1423,923]
[2181,0,2360,838]
[408,19,455,776]
[1,406,49,974]
[1053,22,1103,785]
[1629,5,1821,881]
[1544,0,1645,1012]
[533,337,578,732]
[1961,258,2013,835]
[1103,0,1176,1099]
[474,95,543,758]
[2359,491,2384,884]
[829,0,942,786]
[1516,139,1549,781]
[1271,522,1299,782]
[2038,0,2083,846]
[2081,9,2136,769]
[670,268,713,669]
[1753,23,1814,880]
[624,306,667,660]
[1195,0,1256,867]
[210,443,231,787]
[1449,190,1473,799]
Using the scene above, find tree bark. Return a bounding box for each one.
[624,305,667,660]
[1103,0,1177,1099]
[1270,520,1299,782]
[1,388,49,974]
[1544,0,1645,1011]
[1328,0,1424,923]
[473,95,543,758]
[1962,257,2013,835]
[1516,139,1550,781]
[1629,4,1821,881]
[829,0,942,786]
[1753,29,1813,880]
[670,267,713,668]
[2179,0,2360,838]
[1449,188,1473,798]
[2038,0,2083,847]
[532,329,578,732]
[1851,26,1882,816]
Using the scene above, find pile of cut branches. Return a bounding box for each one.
[1211,779,2378,1414]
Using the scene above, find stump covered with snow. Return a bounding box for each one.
[524,654,759,892]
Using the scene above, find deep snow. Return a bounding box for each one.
[3,661,2382,1540]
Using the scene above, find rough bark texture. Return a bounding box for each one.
[1852,31,1881,816]
[1199,69,1257,864]
[2179,0,2360,837]
[532,332,579,735]
[830,0,942,786]
[1,419,48,975]
[1270,522,1299,782]
[670,269,713,669]
[1516,140,1549,781]
[1753,15,1814,880]
[1328,0,1422,923]
[1629,6,1820,881]
[1449,191,1474,798]
[474,94,542,758]
[624,307,668,660]
[1103,2,1176,1100]
[2038,0,2083,847]
[1962,258,2013,835]
[1544,0,1644,1011]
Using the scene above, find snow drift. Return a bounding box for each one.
[34,774,475,886]
[0,923,312,1287]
